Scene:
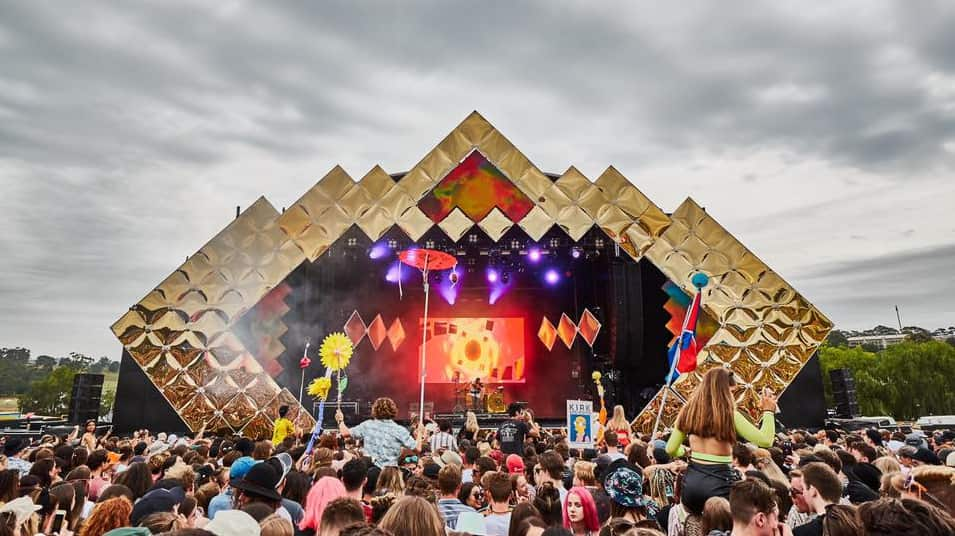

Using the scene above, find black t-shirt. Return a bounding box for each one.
[497,419,529,455]
[793,515,824,536]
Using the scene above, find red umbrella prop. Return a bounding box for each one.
[398,249,457,438]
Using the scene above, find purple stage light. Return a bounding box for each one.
[528,248,542,263]
[571,247,582,259]
[369,243,389,259]
[486,268,499,284]
[544,269,560,285]
[385,262,406,283]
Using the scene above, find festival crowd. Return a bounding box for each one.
[1,368,955,536]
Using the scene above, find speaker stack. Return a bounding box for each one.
[830,368,860,418]
[68,373,104,424]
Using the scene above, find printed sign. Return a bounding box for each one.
[567,399,595,449]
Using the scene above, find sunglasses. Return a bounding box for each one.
[403,456,418,464]
[609,519,636,535]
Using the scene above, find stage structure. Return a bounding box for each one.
[111,112,832,438]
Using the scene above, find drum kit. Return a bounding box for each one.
[452,379,506,413]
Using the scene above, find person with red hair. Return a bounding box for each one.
[563,486,600,535]
[298,476,347,535]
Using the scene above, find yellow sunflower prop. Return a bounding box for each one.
[319,332,353,372]
[308,376,332,400]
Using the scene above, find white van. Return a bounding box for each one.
[916,416,955,431]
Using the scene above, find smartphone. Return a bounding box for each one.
[51,509,67,533]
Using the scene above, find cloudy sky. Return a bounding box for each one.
[1,1,954,359]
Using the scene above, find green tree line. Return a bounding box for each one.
[0,347,118,417]
[818,340,955,419]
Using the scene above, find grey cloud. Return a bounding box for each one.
[1,1,954,358]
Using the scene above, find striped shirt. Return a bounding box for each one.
[437,498,476,530]
[430,431,458,453]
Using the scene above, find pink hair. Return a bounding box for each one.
[563,486,600,531]
[298,476,347,530]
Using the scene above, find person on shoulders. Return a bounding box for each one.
[665,367,777,515]
[496,403,540,456]
[337,397,421,467]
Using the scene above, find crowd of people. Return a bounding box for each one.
[1,369,955,536]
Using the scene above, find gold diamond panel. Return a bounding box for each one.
[114,112,830,440]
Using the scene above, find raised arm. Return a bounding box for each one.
[665,427,687,458]
[733,390,778,447]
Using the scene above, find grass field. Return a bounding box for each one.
[0,371,119,416]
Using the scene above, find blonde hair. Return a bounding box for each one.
[674,367,736,443]
[379,496,445,536]
[873,456,901,475]
[465,412,479,434]
[573,461,597,486]
[607,405,629,431]
[376,466,405,495]
[260,514,293,536]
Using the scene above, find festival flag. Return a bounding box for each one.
[668,290,702,376]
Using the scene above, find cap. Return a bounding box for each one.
[229,457,258,480]
[912,447,941,466]
[422,463,441,480]
[205,510,261,536]
[435,450,463,469]
[0,497,41,526]
[130,487,185,526]
[505,454,525,474]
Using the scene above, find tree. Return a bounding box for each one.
[0,347,30,363]
[19,366,77,416]
[99,390,115,417]
[107,360,120,373]
[826,331,849,347]
[58,352,92,371]
[35,355,57,369]
[817,345,886,416]
[89,356,112,374]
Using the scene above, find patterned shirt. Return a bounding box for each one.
[7,457,31,478]
[437,498,476,530]
[350,419,416,467]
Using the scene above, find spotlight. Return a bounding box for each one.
[544,269,560,285]
[347,237,358,247]
[510,239,521,250]
[528,248,542,263]
[501,271,510,284]
[549,237,560,248]
[369,243,389,259]
[595,237,605,248]
[425,240,435,249]
[468,234,479,244]
[486,268,499,284]
[387,239,398,249]
[449,269,459,286]
[571,247,582,259]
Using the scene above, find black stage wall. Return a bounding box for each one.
[113,349,189,434]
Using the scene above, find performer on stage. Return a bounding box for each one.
[469,377,485,411]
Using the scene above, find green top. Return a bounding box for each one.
[665,410,775,461]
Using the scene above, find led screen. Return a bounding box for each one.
[420,317,525,383]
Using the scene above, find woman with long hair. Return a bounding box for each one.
[375,467,405,496]
[665,367,777,515]
[298,476,347,535]
[0,470,19,503]
[113,462,153,501]
[562,487,600,535]
[460,412,480,443]
[77,497,132,536]
[606,406,632,448]
[378,496,444,536]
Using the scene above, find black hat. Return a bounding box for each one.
[3,438,27,457]
[230,461,282,502]
[847,463,882,493]
[422,463,441,480]
[130,487,185,526]
[235,438,254,457]
[912,447,941,466]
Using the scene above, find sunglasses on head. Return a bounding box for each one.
[403,456,418,464]
[609,519,636,535]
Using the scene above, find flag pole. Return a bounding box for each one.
[651,273,708,436]
[652,297,694,436]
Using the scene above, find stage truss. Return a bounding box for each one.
[111,112,832,438]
